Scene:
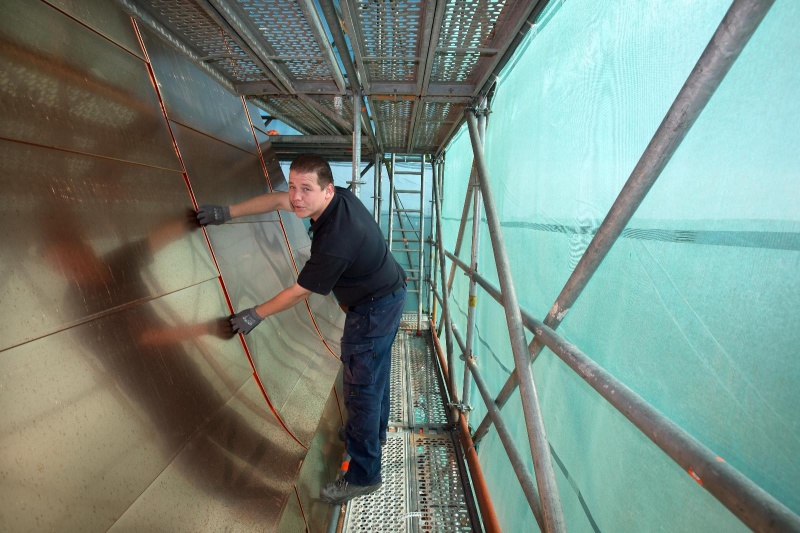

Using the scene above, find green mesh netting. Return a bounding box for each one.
[440,0,799,531]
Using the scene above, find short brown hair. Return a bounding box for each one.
[290,154,333,189]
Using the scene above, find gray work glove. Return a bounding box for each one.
[231,307,263,335]
[196,204,231,226]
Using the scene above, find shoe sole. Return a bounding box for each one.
[320,481,382,505]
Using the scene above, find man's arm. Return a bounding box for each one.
[229,192,292,218]
[254,282,311,318]
[197,192,291,226]
[230,282,312,335]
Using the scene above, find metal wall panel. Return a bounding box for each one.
[280,347,341,444]
[140,26,259,155]
[44,0,144,58]
[171,122,279,222]
[0,139,217,351]
[0,280,251,532]
[307,291,345,357]
[276,491,308,533]
[292,385,346,533]
[0,0,180,170]
[108,377,305,532]
[203,223,324,416]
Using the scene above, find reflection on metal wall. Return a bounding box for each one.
[1,280,251,531]
[0,138,216,350]
[0,0,180,169]
[108,377,306,531]
[1,1,344,531]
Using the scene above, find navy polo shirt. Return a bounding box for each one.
[297,187,405,307]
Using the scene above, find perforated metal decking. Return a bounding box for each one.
[342,321,480,532]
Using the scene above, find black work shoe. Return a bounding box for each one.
[320,478,382,505]
[338,427,387,446]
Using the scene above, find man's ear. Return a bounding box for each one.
[325,184,334,198]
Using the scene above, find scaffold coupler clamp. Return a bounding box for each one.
[448,401,474,413]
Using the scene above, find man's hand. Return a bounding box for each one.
[197,204,231,226]
[231,307,263,335]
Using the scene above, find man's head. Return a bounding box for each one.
[290,154,334,189]
[288,154,335,220]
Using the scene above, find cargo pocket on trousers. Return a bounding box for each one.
[341,340,376,385]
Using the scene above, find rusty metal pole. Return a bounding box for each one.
[466,109,566,532]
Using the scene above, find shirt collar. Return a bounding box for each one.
[309,188,340,234]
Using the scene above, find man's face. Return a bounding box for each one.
[288,170,333,220]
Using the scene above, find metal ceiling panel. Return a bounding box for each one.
[431,0,540,90]
[119,0,540,155]
[203,220,335,442]
[0,0,180,170]
[276,490,308,533]
[237,0,345,90]
[204,221,301,405]
[136,0,273,83]
[412,99,464,151]
[108,376,305,531]
[340,0,435,91]
[307,291,345,357]
[258,96,341,135]
[0,139,216,352]
[372,98,414,152]
[0,279,251,531]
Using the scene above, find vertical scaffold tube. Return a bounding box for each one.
[462,103,487,414]
[432,158,460,420]
[466,110,566,533]
[352,92,362,197]
[417,156,426,333]
[388,154,395,252]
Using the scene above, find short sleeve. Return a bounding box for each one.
[297,252,351,295]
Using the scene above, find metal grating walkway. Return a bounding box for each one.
[342,327,479,532]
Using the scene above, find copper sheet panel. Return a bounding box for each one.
[108,377,305,532]
[307,289,345,357]
[255,142,290,194]
[276,491,308,533]
[171,121,279,223]
[0,139,217,351]
[140,26,259,155]
[0,279,251,532]
[204,222,329,422]
[0,0,180,170]
[279,347,341,444]
[292,242,345,357]
[44,0,144,58]
[293,386,347,532]
[282,214,313,254]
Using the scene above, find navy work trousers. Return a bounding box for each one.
[341,288,405,486]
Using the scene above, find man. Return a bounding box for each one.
[197,154,406,505]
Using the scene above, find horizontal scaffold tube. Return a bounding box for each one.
[445,251,800,533]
